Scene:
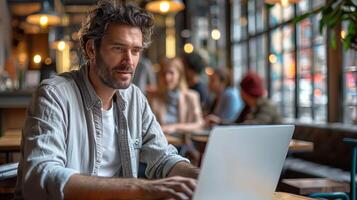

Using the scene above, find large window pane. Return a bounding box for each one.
[298,48,312,121]
[233,43,248,84]
[256,1,266,32]
[232,0,247,40]
[270,29,283,112]
[283,52,296,119]
[297,19,312,48]
[344,50,357,124]
[248,0,256,34]
[269,4,282,26]
[313,44,327,122]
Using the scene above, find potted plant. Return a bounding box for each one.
[293,0,357,50]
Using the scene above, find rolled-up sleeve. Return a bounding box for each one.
[18,85,77,200]
[139,98,189,179]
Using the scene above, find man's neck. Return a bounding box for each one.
[88,65,116,110]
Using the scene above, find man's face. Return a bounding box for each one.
[94,23,143,89]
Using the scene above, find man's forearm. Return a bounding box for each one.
[168,161,200,179]
[64,174,148,200]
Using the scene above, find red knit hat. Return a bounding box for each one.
[240,72,264,97]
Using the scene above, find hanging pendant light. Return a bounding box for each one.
[265,0,301,7]
[145,0,185,14]
[26,0,60,27]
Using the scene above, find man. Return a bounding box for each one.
[15,1,198,199]
[181,52,210,113]
[237,72,282,124]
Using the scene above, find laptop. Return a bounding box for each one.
[193,125,294,200]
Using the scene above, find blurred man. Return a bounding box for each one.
[238,72,282,124]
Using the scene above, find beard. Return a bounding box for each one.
[95,51,134,89]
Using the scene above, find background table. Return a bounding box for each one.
[273,192,313,199]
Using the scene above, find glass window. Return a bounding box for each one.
[283,52,296,119]
[256,1,266,32]
[313,44,327,122]
[297,0,309,15]
[269,4,282,26]
[343,50,357,124]
[248,0,256,34]
[231,0,327,123]
[233,43,248,84]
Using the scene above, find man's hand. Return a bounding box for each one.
[142,176,197,200]
[64,174,198,200]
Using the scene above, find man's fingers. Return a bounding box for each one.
[161,188,189,200]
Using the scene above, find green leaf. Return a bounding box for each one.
[293,13,311,24]
[264,3,274,9]
[348,21,357,35]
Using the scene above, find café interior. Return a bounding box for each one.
[0,0,356,199]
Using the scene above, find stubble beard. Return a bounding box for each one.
[95,52,133,90]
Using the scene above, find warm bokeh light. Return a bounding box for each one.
[341,30,346,39]
[184,43,194,54]
[269,54,278,64]
[211,29,221,40]
[159,1,170,13]
[205,67,214,76]
[57,41,66,51]
[33,54,42,64]
[45,57,52,65]
[281,0,289,7]
[39,15,48,27]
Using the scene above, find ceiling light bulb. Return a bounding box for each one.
[159,1,170,13]
[39,15,48,26]
[184,43,194,53]
[211,29,221,40]
[34,54,42,64]
[57,41,66,51]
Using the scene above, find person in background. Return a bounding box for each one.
[15,2,198,200]
[205,68,243,126]
[149,57,204,165]
[237,71,282,124]
[132,55,157,95]
[181,52,210,113]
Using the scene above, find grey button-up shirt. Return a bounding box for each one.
[15,65,188,200]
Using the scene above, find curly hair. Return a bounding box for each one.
[78,0,155,63]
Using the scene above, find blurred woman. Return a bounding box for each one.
[149,57,204,165]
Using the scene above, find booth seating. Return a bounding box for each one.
[280,123,357,198]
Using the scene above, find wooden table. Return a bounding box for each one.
[191,134,314,152]
[273,192,313,200]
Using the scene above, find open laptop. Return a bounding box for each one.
[193,125,294,200]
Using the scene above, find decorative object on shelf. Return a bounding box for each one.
[145,0,185,14]
[26,0,60,27]
[293,0,357,50]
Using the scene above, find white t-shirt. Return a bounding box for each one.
[98,104,120,177]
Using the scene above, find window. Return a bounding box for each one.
[343,49,357,124]
[231,0,327,123]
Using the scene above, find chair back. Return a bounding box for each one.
[343,138,357,200]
